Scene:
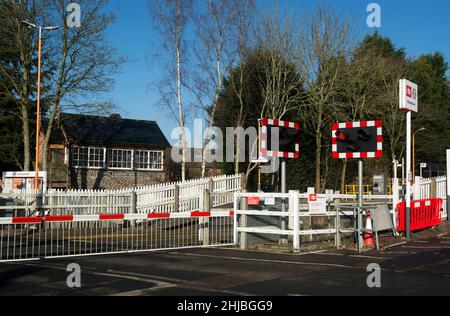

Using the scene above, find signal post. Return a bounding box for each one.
[332,121,383,252]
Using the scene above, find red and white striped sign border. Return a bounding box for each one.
[332,121,383,159]
[0,210,235,225]
[260,118,300,159]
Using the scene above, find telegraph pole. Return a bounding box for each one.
[22,21,58,192]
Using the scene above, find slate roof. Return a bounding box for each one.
[49,113,171,148]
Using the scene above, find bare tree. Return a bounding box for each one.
[334,49,384,193]
[42,0,121,171]
[190,0,248,178]
[223,1,255,176]
[149,0,192,182]
[256,14,302,120]
[0,0,48,171]
[295,6,353,193]
[246,12,304,188]
[372,57,410,164]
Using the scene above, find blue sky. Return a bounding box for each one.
[102,0,450,145]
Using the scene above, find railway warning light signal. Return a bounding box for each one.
[332,121,383,159]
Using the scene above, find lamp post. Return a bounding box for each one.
[412,127,426,181]
[419,163,427,179]
[22,21,58,192]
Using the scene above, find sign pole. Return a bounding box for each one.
[358,160,363,253]
[406,111,412,239]
[400,78,418,239]
[257,119,262,192]
[447,150,450,221]
[281,158,287,244]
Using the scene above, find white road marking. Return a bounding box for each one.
[315,253,345,257]
[9,262,174,288]
[106,269,253,296]
[402,246,445,250]
[383,242,407,250]
[383,251,418,255]
[298,250,327,256]
[349,255,391,260]
[167,251,361,270]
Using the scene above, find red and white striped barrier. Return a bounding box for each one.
[0,210,235,225]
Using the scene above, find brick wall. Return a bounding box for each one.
[69,169,166,190]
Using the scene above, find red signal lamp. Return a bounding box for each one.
[336,130,347,141]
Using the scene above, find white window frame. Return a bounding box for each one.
[135,150,164,171]
[107,148,134,170]
[72,146,106,169]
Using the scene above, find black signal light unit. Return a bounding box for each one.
[332,121,383,159]
[260,118,301,159]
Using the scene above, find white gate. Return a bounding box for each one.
[0,175,242,262]
[233,191,393,251]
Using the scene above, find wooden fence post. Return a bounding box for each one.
[240,190,248,250]
[174,184,180,212]
[431,178,437,199]
[130,191,137,227]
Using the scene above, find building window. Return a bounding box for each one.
[72,147,88,168]
[72,146,105,168]
[51,149,65,165]
[135,150,163,171]
[108,149,133,170]
[89,147,106,168]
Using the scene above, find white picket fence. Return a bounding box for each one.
[135,174,243,213]
[0,174,243,216]
[414,176,448,219]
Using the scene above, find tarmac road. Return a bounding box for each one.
[0,233,450,296]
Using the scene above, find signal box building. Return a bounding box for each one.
[42,113,171,190]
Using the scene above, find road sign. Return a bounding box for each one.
[264,197,275,206]
[332,121,383,159]
[399,79,418,113]
[2,171,47,193]
[308,194,327,216]
[247,197,260,206]
[260,118,300,159]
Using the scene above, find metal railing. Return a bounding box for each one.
[234,191,393,252]
[0,211,234,262]
[0,174,242,262]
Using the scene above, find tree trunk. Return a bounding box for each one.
[340,159,348,194]
[42,105,59,171]
[21,104,30,171]
[235,132,240,174]
[315,132,322,193]
[176,2,186,182]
